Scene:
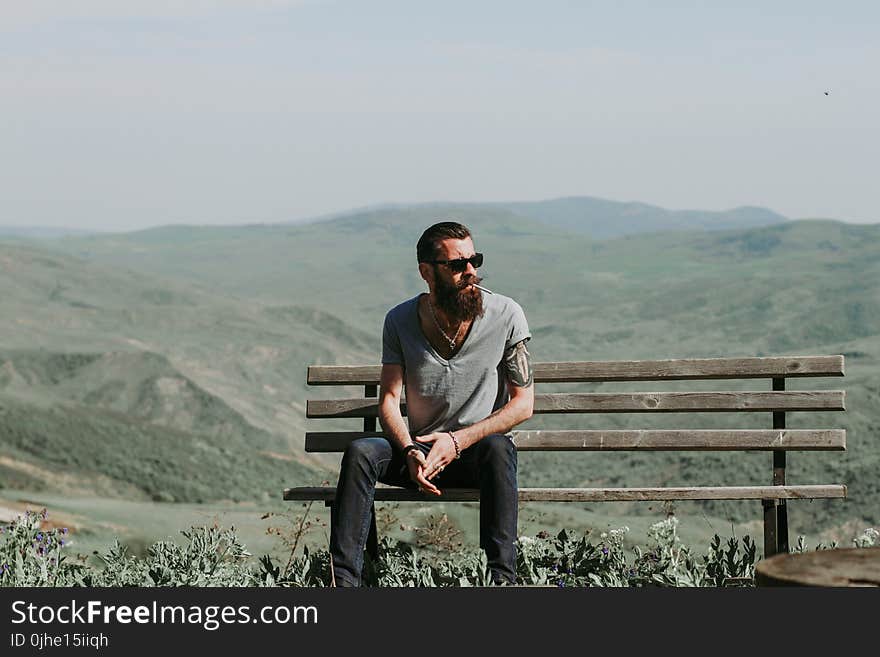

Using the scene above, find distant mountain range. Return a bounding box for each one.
[0,227,100,239]
[497,197,788,238]
[2,195,791,241]
[285,196,789,239]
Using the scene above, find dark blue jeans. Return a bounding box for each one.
[329,434,518,586]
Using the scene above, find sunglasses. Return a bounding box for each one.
[427,253,484,273]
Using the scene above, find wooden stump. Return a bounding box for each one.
[756,547,880,586]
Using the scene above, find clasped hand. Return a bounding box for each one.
[406,432,457,496]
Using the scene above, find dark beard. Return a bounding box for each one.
[434,272,484,323]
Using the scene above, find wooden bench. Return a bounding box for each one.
[284,355,847,558]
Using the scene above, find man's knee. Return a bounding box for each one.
[340,437,389,475]
[477,434,517,467]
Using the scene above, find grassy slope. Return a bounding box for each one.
[0,242,380,502]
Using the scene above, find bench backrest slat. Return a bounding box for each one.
[304,429,846,452]
[307,355,845,385]
[306,390,845,418]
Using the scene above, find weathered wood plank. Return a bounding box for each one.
[306,391,845,418]
[536,391,845,413]
[533,356,845,382]
[308,356,845,385]
[304,429,846,452]
[283,484,847,502]
[512,429,846,451]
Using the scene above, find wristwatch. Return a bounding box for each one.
[402,444,419,457]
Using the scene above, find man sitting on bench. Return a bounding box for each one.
[330,221,535,586]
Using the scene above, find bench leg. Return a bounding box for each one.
[366,503,379,560]
[777,501,789,554]
[763,499,778,558]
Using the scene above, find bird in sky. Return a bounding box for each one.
[824,91,830,95]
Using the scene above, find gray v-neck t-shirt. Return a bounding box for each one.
[381,292,531,437]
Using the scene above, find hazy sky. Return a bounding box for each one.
[2,1,878,230]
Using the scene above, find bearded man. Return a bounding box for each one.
[329,221,535,586]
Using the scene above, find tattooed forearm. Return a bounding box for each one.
[504,339,533,387]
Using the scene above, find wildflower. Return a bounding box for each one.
[62,528,68,535]
[853,527,880,548]
[37,533,43,542]
[602,547,609,555]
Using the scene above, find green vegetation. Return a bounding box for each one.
[2,508,877,587]
[1,208,878,549]
[0,399,313,504]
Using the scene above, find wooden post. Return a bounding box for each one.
[773,377,789,553]
[763,376,788,559]
[364,384,379,559]
[763,499,778,558]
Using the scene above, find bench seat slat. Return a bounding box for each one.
[283,484,847,502]
[304,429,846,452]
[306,391,845,418]
[307,356,845,385]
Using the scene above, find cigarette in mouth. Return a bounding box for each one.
[471,283,494,294]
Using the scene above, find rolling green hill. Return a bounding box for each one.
[0,242,383,504]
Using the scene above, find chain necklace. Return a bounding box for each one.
[427,298,463,350]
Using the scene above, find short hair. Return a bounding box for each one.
[417,221,472,263]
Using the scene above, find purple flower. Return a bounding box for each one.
[36,533,43,542]
[602,547,609,555]
[60,540,65,547]
[62,528,68,535]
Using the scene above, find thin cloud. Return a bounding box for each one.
[1,0,319,28]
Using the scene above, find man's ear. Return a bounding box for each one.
[418,262,434,286]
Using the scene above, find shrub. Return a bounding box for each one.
[2,510,876,588]
[0,509,87,586]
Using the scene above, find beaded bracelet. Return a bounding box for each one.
[449,431,461,459]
